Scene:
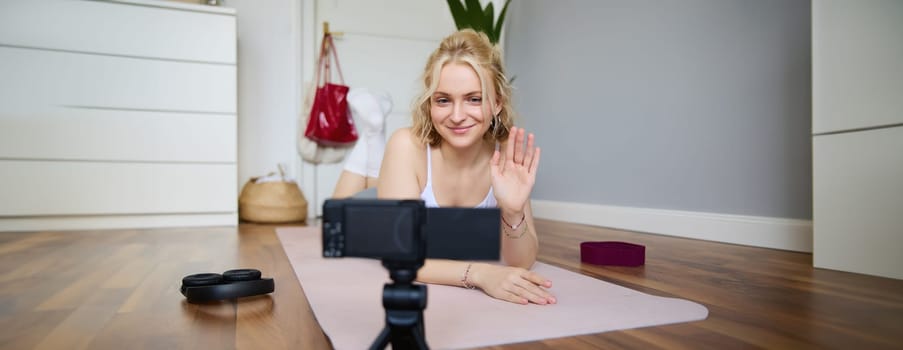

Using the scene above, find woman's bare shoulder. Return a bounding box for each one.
[386,127,424,154]
[379,128,427,197]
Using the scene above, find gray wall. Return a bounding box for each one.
[505,0,812,219]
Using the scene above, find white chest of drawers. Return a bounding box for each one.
[0,0,238,231]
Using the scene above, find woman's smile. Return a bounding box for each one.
[449,124,475,134]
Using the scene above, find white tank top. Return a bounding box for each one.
[420,147,497,208]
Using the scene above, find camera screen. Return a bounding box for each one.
[425,207,500,261]
[340,202,423,262]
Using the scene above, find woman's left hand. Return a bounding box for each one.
[491,127,541,216]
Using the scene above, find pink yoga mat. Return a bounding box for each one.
[276,226,708,349]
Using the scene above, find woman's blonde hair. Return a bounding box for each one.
[412,29,515,146]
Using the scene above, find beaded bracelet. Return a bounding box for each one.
[501,213,526,230]
[461,263,476,289]
[503,221,528,239]
[502,213,528,239]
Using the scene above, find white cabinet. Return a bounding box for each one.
[0,0,238,231]
[812,0,903,279]
[813,128,903,279]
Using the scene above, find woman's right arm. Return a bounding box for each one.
[376,128,422,199]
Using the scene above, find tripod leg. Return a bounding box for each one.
[369,326,391,350]
[412,322,429,350]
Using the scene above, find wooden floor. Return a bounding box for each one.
[0,220,901,349]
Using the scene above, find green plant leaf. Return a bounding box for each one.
[446,0,469,30]
[493,0,511,43]
[483,2,496,42]
[447,0,511,44]
[465,0,484,32]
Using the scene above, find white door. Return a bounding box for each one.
[299,0,456,218]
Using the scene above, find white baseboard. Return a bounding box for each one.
[532,200,813,252]
[0,213,237,232]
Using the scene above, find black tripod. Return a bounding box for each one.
[369,261,429,350]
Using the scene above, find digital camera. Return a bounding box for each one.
[322,199,501,263]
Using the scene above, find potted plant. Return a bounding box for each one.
[446,0,511,44]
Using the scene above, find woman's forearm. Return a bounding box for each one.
[499,203,539,269]
[416,259,471,287]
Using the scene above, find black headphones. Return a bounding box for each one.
[180,269,275,304]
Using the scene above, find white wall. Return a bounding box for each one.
[224,0,303,189]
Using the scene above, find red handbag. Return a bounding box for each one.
[304,34,358,146]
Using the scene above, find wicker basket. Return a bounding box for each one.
[238,177,308,224]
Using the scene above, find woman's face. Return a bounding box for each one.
[430,62,494,149]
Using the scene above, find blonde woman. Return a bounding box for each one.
[378,30,555,305]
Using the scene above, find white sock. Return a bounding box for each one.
[345,89,392,177]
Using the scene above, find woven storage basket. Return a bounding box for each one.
[238,177,308,223]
